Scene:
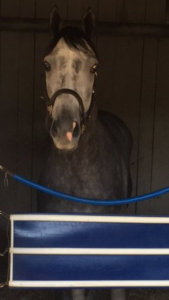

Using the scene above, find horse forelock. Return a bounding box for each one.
[45,26,98,59]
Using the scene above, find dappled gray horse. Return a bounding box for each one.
[38,6,132,300]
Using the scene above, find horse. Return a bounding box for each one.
[37,6,132,300]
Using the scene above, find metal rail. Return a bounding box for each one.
[0,17,169,37]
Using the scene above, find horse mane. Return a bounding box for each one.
[45,26,98,59]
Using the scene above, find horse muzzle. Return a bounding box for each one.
[43,85,95,149]
[50,118,81,150]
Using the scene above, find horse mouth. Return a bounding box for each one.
[50,118,81,150]
[52,138,78,150]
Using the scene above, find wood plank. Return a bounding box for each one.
[36,0,53,19]
[108,37,143,214]
[32,32,49,212]
[33,0,51,210]
[20,0,35,18]
[137,39,158,215]
[146,0,166,24]
[120,0,146,23]
[96,36,115,112]
[116,0,126,23]
[0,0,20,215]
[166,0,169,24]
[16,0,35,212]
[98,0,117,22]
[1,0,19,17]
[16,33,34,212]
[151,39,169,215]
[0,32,18,214]
[98,0,146,23]
[36,0,68,23]
[67,0,83,20]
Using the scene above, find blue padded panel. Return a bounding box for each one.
[13,254,169,281]
[14,221,169,248]
[10,215,169,287]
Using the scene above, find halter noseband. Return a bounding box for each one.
[43,79,95,134]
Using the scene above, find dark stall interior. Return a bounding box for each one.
[0,1,169,299]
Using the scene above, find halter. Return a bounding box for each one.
[43,76,96,134]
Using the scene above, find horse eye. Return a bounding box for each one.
[44,61,51,72]
[91,64,98,75]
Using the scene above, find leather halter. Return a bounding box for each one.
[43,77,96,134]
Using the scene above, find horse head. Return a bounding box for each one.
[43,7,98,150]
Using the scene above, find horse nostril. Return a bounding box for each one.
[66,122,80,142]
[51,119,58,137]
[51,120,80,140]
[72,121,80,138]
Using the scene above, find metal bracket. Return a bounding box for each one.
[0,281,8,288]
[0,210,9,220]
[0,210,10,255]
[0,248,8,257]
[0,209,10,288]
[0,245,9,288]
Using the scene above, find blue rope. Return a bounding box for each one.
[13,174,169,206]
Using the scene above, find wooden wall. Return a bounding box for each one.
[0,0,169,218]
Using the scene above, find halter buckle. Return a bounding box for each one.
[47,105,53,116]
[81,124,86,134]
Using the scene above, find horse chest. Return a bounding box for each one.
[47,141,125,200]
[38,118,130,213]
[39,147,125,214]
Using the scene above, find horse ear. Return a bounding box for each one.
[82,8,95,38]
[49,5,62,35]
